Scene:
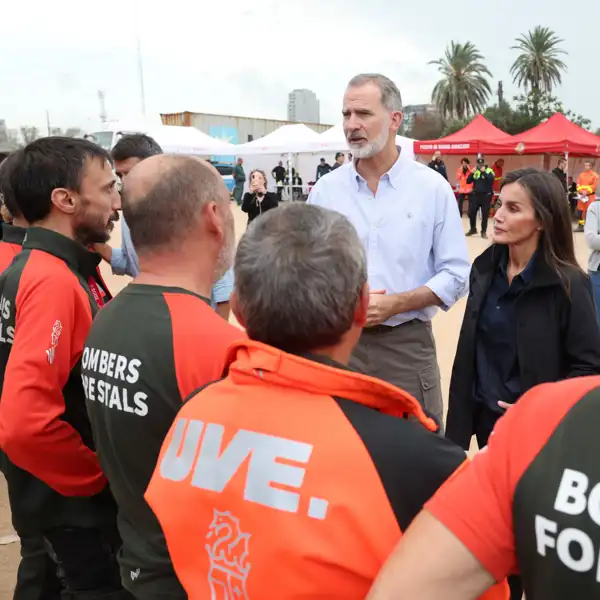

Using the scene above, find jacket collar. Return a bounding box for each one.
[224,340,438,432]
[1,223,27,246]
[474,244,561,289]
[23,227,101,278]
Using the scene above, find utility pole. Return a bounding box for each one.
[498,81,504,105]
[136,27,146,115]
[46,110,52,136]
[98,90,107,125]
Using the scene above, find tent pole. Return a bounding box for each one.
[288,152,293,202]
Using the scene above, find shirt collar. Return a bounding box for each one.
[349,146,404,192]
[498,249,536,285]
[1,223,27,246]
[23,227,101,278]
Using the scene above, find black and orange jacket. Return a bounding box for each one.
[0,224,26,272]
[428,376,600,599]
[83,284,243,599]
[0,227,117,536]
[146,340,474,600]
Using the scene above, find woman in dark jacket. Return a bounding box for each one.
[447,168,600,600]
[241,169,279,225]
[447,167,600,451]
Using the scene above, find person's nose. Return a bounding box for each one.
[112,190,122,212]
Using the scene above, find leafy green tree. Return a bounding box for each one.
[429,41,493,120]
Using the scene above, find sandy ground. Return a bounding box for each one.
[0,206,592,597]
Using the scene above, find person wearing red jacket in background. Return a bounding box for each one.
[489,159,505,219]
[0,137,128,600]
[456,158,473,216]
[492,159,504,193]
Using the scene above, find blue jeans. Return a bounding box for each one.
[589,270,600,328]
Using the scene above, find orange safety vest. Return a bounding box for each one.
[456,166,474,194]
[146,340,508,600]
[577,170,598,212]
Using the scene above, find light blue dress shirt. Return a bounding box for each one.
[308,150,470,326]
[111,216,234,307]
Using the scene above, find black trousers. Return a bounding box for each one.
[474,404,523,600]
[468,193,492,233]
[14,537,62,600]
[15,526,132,600]
[457,193,470,216]
[43,526,132,600]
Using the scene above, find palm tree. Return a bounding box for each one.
[510,26,567,94]
[429,41,493,120]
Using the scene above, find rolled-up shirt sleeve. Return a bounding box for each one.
[110,248,130,276]
[425,182,470,309]
[110,218,139,277]
[212,268,234,304]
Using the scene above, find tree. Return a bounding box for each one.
[441,118,470,137]
[20,126,39,144]
[483,92,592,136]
[407,112,445,140]
[429,41,493,120]
[510,26,567,119]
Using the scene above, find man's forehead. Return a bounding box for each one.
[343,83,382,108]
[83,157,114,180]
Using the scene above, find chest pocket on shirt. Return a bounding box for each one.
[383,206,429,269]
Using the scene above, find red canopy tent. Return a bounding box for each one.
[414,115,513,155]
[486,113,600,157]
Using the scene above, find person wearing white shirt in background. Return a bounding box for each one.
[308,73,470,427]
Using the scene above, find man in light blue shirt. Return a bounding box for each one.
[95,134,234,318]
[308,74,470,426]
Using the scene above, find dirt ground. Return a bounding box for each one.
[0,206,592,596]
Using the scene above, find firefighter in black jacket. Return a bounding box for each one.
[466,158,495,239]
[0,138,127,600]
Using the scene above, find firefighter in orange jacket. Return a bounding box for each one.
[456,158,473,216]
[576,160,598,231]
[146,204,508,600]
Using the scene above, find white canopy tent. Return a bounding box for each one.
[234,124,321,155]
[143,125,238,155]
[86,121,237,155]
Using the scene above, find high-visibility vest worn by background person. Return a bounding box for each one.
[0,223,26,272]
[0,227,116,537]
[456,166,474,194]
[146,340,508,600]
[577,170,599,215]
[82,284,243,599]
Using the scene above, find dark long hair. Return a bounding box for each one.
[500,167,581,290]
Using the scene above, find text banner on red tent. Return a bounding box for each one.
[416,142,474,152]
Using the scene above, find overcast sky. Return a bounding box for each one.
[1,0,596,132]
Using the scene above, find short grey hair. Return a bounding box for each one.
[234,203,367,354]
[123,155,222,255]
[347,73,403,112]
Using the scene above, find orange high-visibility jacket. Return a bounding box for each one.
[577,170,598,212]
[146,340,508,600]
[456,166,474,194]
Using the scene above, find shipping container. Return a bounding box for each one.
[161,111,331,146]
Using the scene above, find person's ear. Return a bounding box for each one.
[230,292,246,329]
[392,111,403,133]
[203,201,224,240]
[354,283,369,328]
[51,188,76,215]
